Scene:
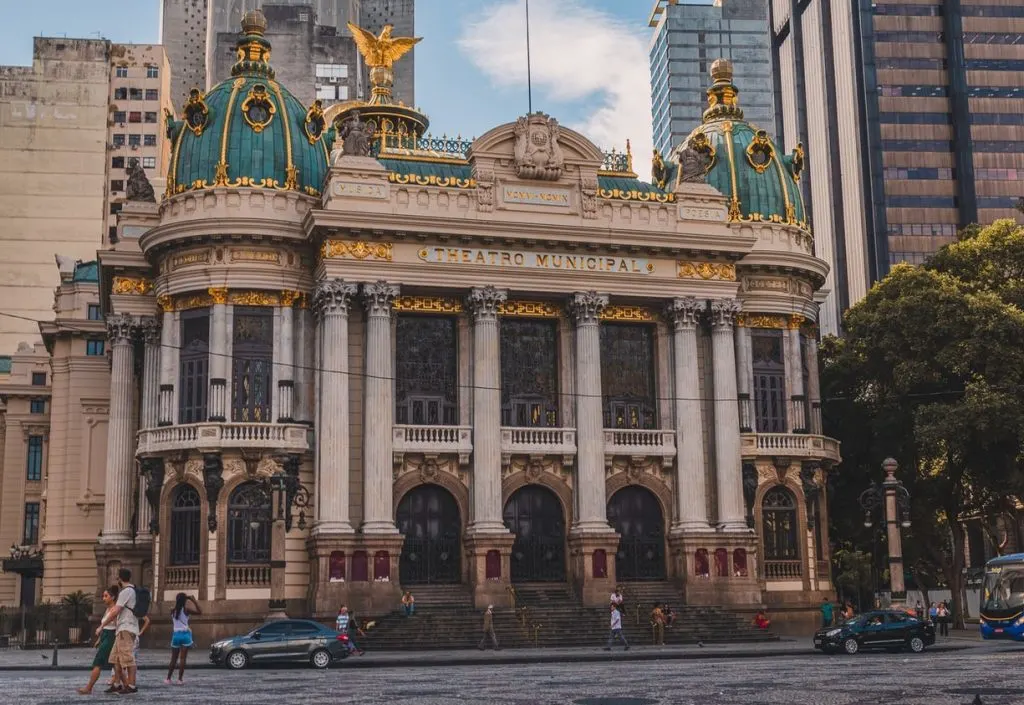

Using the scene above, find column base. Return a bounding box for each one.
[311,521,355,537]
[718,521,752,533]
[307,535,362,618]
[465,521,510,536]
[668,533,762,607]
[349,535,405,615]
[360,521,401,536]
[570,519,614,535]
[463,533,516,608]
[94,543,154,599]
[567,531,620,607]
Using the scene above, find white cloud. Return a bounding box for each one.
[458,0,654,181]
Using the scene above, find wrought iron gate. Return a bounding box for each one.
[608,486,666,580]
[397,485,462,584]
[504,486,566,582]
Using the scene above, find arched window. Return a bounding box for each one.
[231,307,273,422]
[169,485,201,566]
[226,482,270,564]
[762,487,799,561]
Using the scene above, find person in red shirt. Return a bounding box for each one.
[753,610,771,629]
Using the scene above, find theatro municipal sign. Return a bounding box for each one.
[417,247,655,274]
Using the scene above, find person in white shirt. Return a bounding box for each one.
[96,568,140,694]
[604,603,629,651]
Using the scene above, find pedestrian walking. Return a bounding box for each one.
[938,602,950,637]
[650,603,665,645]
[165,592,201,685]
[401,590,415,617]
[478,604,500,650]
[95,568,141,695]
[348,609,367,655]
[604,603,629,651]
[336,606,365,656]
[928,602,938,624]
[820,598,834,628]
[915,600,924,621]
[77,585,119,695]
[610,586,624,613]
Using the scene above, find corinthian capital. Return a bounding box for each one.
[665,297,703,331]
[313,279,359,319]
[568,291,609,326]
[709,298,742,328]
[466,286,508,322]
[361,281,400,317]
[106,313,136,345]
[137,316,162,345]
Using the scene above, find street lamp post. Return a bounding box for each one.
[859,457,911,606]
[263,455,311,620]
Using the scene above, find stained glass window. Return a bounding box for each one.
[232,307,273,423]
[752,330,786,433]
[395,315,458,425]
[179,309,210,423]
[762,487,799,560]
[500,319,559,427]
[227,482,270,563]
[169,485,201,566]
[600,323,656,429]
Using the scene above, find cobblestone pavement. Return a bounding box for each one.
[2,643,1023,705]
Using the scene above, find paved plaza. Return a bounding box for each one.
[0,641,1022,705]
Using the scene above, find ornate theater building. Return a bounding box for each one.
[23,12,840,636]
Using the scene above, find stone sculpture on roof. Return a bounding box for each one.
[513,113,565,181]
[339,111,372,157]
[126,159,156,202]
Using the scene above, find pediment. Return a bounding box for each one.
[469,113,603,184]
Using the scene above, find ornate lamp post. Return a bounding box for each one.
[859,458,911,605]
[262,455,311,620]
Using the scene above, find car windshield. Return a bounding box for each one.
[982,564,1024,613]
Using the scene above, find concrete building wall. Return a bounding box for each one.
[160,0,209,112]
[0,38,111,353]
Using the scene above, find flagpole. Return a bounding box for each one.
[526,0,533,114]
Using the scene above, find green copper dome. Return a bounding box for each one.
[164,10,330,198]
[675,60,807,230]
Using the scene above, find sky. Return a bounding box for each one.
[0,0,663,177]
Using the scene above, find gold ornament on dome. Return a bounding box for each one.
[392,296,462,314]
[600,305,656,323]
[112,276,152,296]
[320,240,393,261]
[240,84,276,133]
[303,99,327,144]
[745,130,774,174]
[183,88,209,136]
[677,261,736,282]
[498,301,561,319]
[791,143,805,183]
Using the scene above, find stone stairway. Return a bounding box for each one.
[359,581,778,651]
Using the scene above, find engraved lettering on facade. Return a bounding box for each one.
[416,247,654,275]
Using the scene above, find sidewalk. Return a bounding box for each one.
[0,636,976,672]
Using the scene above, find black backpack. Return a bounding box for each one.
[129,586,151,619]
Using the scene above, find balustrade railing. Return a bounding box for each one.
[392,425,473,465]
[809,401,823,435]
[500,427,576,465]
[738,393,754,433]
[137,422,309,453]
[764,560,803,580]
[165,565,200,588]
[744,433,841,462]
[226,564,271,587]
[603,429,676,467]
[789,395,808,433]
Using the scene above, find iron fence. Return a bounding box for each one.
[0,604,92,648]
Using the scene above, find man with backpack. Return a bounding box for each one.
[96,568,149,695]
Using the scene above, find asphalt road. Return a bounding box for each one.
[2,644,1022,705]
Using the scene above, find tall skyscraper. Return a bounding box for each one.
[649,0,777,158]
[161,0,415,112]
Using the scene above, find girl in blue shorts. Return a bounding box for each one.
[166,592,201,685]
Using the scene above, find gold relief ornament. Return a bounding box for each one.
[788,314,806,330]
[321,240,393,261]
[745,314,788,330]
[183,88,209,136]
[240,84,276,133]
[745,130,775,174]
[498,301,561,318]
[213,161,230,187]
[207,287,229,305]
[156,294,174,312]
[791,143,805,182]
[112,276,152,296]
[303,99,327,144]
[392,296,463,314]
[677,261,737,281]
[280,290,303,307]
[600,305,656,322]
[229,291,280,307]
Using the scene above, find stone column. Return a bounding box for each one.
[568,291,611,533]
[361,281,400,534]
[786,315,807,432]
[276,293,298,422]
[208,288,229,421]
[157,302,175,426]
[666,297,710,531]
[710,299,747,531]
[735,319,754,432]
[100,313,137,544]
[805,329,822,434]
[466,286,508,534]
[312,279,358,535]
[137,317,161,540]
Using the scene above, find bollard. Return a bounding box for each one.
[50,638,58,668]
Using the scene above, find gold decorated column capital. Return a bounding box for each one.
[208,287,229,305]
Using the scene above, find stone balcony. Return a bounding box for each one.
[137,422,311,455]
[500,426,577,466]
[603,428,676,468]
[740,432,841,464]
[392,424,473,465]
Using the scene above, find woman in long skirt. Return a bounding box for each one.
[77,585,119,695]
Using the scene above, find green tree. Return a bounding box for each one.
[823,246,1024,627]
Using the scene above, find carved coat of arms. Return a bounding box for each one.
[513,114,565,181]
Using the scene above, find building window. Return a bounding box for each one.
[115,66,128,78]
[227,482,270,563]
[112,134,125,147]
[87,304,102,320]
[146,66,159,78]
[762,487,799,561]
[395,315,458,425]
[112,110,127,123]
[128,134,141,147]
[315,63,348,79]
[169,485,201,565]
[26,436,43,481]
[23,503,40,545]
[179,309,210,424]
[144,111,157,123]
[110,180,124,192]
[128,88,143,100]
[600,323,657,429]
[143,135,157,147]
[231,308,273,422]
[30,399,45,414]
[113,88,128,100]
[128,112,142,123]
[111,156,125,168]
[31,372,46,386]
[86,339,105,356]
[145,88,158,100]
[886,196,957,208]
[142,156,156,169]
[752,330,786,433]
[110,202,122,216]
[500,318,558,427]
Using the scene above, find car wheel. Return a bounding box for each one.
[226,650,249,670]
[843,637,860,655]
[310,648,332,669]
[908,636,925,653]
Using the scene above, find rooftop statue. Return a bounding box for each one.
[126,158,156,202]
[338,111,372,157]
[347,23,422,70]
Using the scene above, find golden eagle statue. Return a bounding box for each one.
[346,23,422,70]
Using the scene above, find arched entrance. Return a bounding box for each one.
[607,486,666,580]
[396,484,462,584]
[503,486,566,582]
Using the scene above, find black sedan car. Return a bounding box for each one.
[210,619,351,669]
[814,609,936,655]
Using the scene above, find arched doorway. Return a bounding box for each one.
[396,484,462,584]
[607,486,666,580]
[503,486,566,582]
